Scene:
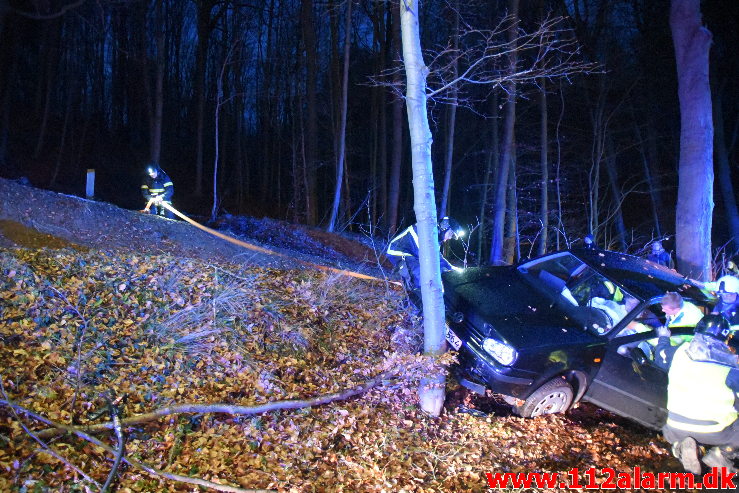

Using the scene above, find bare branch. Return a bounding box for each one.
[31,368,398,439]
[0,379,100,488]
[6,0,86,20]
[1,398,274,493]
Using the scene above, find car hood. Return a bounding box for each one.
[443,266,600,349]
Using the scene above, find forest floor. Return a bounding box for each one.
[0,178,692,492]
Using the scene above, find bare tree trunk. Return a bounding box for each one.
[438,0,459,219]
[33,22,59,159]
[399,0,446,417]
[538,80,549,256]
[713,84,739,251]
[490,0,519,264]
[387,1,405,234]
[631,104,662,237]
[605,137,627,251]
[477,92,499,264]
[301,0,319,225]
[671,0,713,280]
[150,8,165,164]
[504,158,518,264]
[328,0,353,232]
[193,3,211,197]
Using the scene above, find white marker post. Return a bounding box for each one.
[86,169,95,199]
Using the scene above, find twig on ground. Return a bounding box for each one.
[100,395,125,493]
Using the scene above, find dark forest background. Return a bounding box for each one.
[0,0,737,265]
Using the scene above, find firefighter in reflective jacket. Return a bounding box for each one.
[663,315,739,474]
[386,217,464,292]
[141,163,174,219]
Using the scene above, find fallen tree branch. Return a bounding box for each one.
[33,368,397,439]
[100,396,125,493]
[1,400,274,493]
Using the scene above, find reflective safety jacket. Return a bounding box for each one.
[386,224,453,272]
[666,343,739,433]
[141,169,174,202]
[667,301,704,328]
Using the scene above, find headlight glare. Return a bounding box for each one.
[482,337,518,366]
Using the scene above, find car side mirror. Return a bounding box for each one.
[630,347,649,366]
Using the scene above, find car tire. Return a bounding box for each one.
[515,378,574,418]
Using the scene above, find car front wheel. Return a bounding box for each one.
[515,378,574,418]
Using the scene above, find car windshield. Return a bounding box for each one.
[518,252,638,335]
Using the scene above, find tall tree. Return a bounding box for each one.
[327,0,353,232]
[301,0,319,225]
[387,1,405,234]
[670,0,713,280]
[399,0,447,417]
[489,0,519,264]
[438,0,459,219]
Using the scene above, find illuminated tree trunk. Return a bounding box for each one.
[670,0,713,280]
[438,0,459,219]
[327,0,352,232]
[400,0,446,417]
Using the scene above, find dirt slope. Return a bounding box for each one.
[0,178,387,275]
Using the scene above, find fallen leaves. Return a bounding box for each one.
[0,247,686,492]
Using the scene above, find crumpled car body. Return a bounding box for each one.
[442,248,714,429]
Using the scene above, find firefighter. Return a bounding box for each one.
[141,162,174,219]
[660,292,704,329]
[662,314,739,474]
[706,275,739,329]
[647,240,673,268]
[386,217,465,294]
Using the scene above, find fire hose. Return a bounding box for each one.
[143,199,396,284]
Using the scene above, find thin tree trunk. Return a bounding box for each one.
[399,0,446,417]
[387,0,404,234]
[150,8,165,164]
[438,0,459,218]
[490,0,519,264]
[301,0,319,225]
[504,157,517,264]
[477,92,499,265]
[328,0,353,232]
[671,0,714,280]
[538,80,549,256]
[605,137,627,251]
[631,104,662,237]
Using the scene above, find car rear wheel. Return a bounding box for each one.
[515,378,574,418]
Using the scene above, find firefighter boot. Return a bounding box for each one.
[702,446,737,473]
[672,437,701,475]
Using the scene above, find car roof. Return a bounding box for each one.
[565,248,710,303]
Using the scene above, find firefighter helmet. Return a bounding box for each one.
[439,217,464,239]
[695,314,732,342]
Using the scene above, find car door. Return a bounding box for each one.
[583,331,668,430]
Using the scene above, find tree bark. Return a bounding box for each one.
[670,0,713,280]
[399,0,446,417]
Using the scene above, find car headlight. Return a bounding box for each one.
[482,337,518,366]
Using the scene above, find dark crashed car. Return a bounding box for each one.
[442,248,714,429]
